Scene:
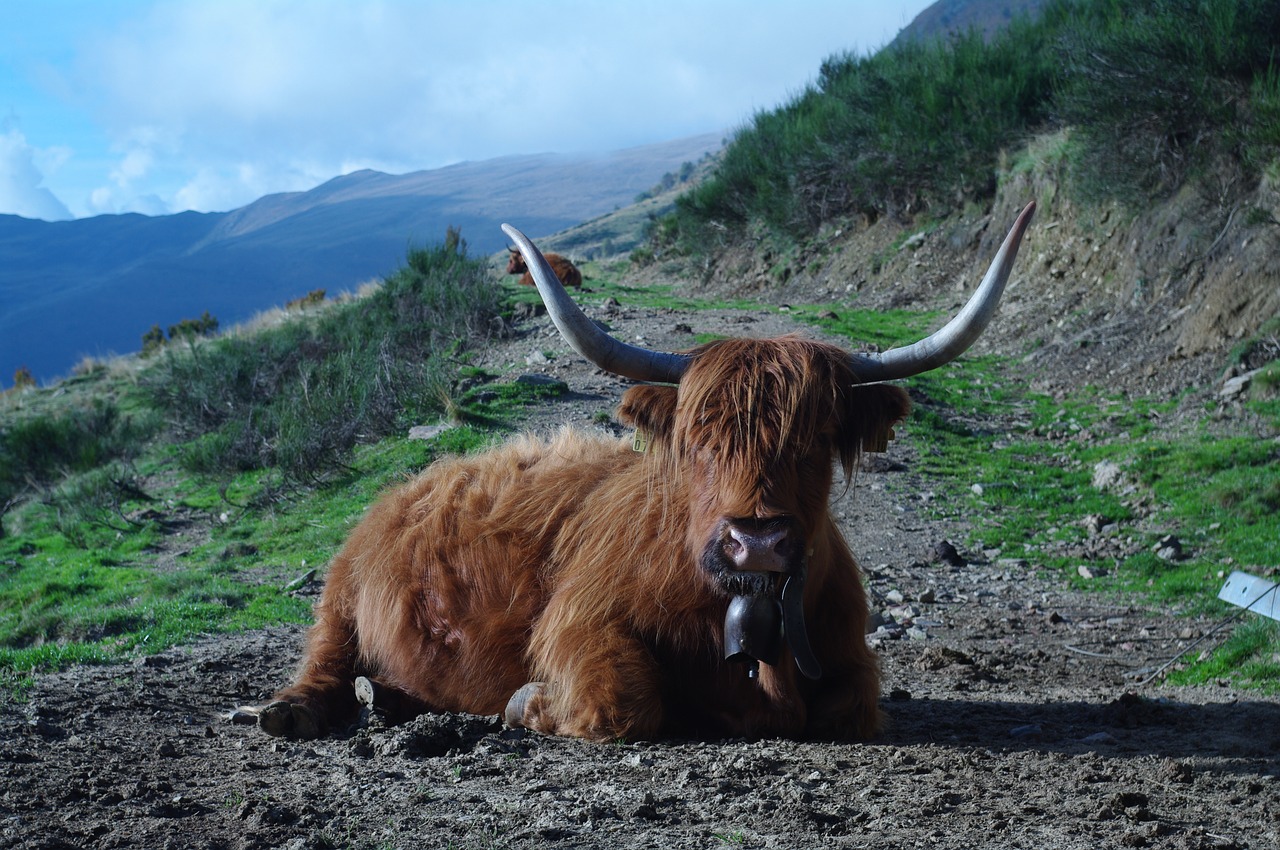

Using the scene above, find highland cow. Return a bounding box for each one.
[507,246,581,287]
[253,202,1035,742]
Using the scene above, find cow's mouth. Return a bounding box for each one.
[701,520,822,680]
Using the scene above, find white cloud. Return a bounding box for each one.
[56,0,926,215]
[0,126,73,220]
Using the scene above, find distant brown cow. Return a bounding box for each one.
[508,246,581,287]
[253,203,1035,742]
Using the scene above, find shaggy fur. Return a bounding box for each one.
[507,247,582,288]
[259,336,908,742]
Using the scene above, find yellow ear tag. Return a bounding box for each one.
[866,427,895,454]
[632,429,652,453]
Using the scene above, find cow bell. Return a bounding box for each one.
[724,595,782,676]
[724,569,823,681]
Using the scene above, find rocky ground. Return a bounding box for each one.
[2,274,1278,849]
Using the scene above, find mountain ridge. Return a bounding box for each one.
[1,133,721,386]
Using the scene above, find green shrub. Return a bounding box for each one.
[285,289,327,310]
[0,401,147,489]
[0,400,154,534]
[141,232,502,482]
[1055,0,1280,202]
[141,325,166,356]
[662,0,1280,255]
[168,311,219,341]
[9,367,35,391]
[669,8,1059,245]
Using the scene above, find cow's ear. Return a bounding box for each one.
[839,383,910,460]
[616,385,678,441]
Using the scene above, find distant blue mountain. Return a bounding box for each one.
[1,133,721,387]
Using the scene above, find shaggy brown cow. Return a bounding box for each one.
[507,246,581,287]
[254,202,1035,742]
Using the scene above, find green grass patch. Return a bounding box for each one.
[502,270,762,314]
[1165,618,1280,692]
[0,365,564,694]
[803,307,1280,686]
[0,541,314,685]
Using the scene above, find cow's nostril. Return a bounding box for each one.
[725,521,792,572]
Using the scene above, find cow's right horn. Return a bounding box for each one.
[846,201,1035,383]
[501,224,691,384]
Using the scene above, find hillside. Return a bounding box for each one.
[671,152,1280,408]
[894,0,1047,43]
[0,133,721,388]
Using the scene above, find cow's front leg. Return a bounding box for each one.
[804,653,882,740]
[512,621,666,741]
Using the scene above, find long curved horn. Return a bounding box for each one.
[847,201,1036,382]
[501,224,691,384]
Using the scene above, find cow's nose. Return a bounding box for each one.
[724,521,793,572]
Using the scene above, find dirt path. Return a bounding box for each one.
[2,299,1277,850]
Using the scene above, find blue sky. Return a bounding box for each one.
[1,0,932,221]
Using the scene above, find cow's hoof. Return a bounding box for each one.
[257,700,323,739]
[503,682,546,729]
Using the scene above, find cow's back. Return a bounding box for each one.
[328,429,636,715]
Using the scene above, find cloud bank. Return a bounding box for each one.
[28,0,924,218]
[0,126,73,220]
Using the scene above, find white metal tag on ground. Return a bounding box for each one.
[1217,570,1280,622]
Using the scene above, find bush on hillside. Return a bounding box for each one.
[141,230,501,482]
[0,400,153,536]
[661,0,1280,255]
[669,10,1059,247]
[1057,0,1280,203]
[141,311,221,355]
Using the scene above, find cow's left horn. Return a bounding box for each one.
[847,201,1036,382]
[501,224,691,384]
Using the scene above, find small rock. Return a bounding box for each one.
[1081,731,1117,745]
[1010,724,1042,739]
[1078,565,1097,579]
[914,646,974,671]
[934,540,966,568]
[1219,370,1256,400]
[524,350,551,366]
[888,605,921,621]
[408,423,455,441]
[885,589,906,605]
[971,483,984,496]
[866,610,893,632]
[1153,535,1184,561]
[1092,460,1125,491]
[918,587,936,604]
